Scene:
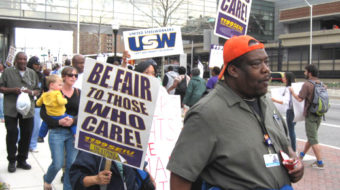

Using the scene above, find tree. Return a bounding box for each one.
[129,0,185,27]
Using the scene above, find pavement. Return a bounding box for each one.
[0,122,63,190]
[0,88,339,189]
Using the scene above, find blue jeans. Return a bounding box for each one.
[39,114,76,138]
[44,128,78,190]
[0,95,3,119]
[29,107,41,150]
[286,109,297,151]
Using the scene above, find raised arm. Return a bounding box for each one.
[289,87,303,102]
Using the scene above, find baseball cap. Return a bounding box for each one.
[218,35,265,79]
[28,56,40,65]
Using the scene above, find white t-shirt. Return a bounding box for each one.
[73,73,83,89]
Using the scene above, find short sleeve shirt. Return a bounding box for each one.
[0,66,40,118]
[167,82,291,189]
[298,80,318,116]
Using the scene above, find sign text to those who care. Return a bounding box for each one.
[81,63,153,150]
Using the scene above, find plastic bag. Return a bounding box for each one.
[16,90,31,116]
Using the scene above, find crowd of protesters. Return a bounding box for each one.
[1,34,332,190]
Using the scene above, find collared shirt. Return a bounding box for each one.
[73,73,83,89]
[167,81,291,189]
[0,66,40,118]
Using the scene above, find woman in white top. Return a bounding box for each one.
[272,72,297,151]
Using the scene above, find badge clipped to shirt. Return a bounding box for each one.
[263,154,280,168]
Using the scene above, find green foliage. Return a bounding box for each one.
[0,182,10,190]
[325,82,340,88]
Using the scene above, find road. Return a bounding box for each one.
[295,98,340,148]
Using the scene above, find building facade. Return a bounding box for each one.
[266,0,340,78]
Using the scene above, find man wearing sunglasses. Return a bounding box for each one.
[72,54,84,89]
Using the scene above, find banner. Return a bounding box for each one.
[214,0,253,39]
[5,46,16,67]
[209,45,224,68]
[75,58,160,169]
[271,87,290,116]
[291,82,305,122]
[145,89,183,190]
[123,27,184,60]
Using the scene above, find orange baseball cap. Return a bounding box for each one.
[218,35,265,79]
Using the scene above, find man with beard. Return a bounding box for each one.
[290,64,325,169]
[167,35,304,190]
[0,52,40,173]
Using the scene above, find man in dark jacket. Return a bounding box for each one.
[70,151,155,190]
[182,68,206,107]
[70,151,139,190]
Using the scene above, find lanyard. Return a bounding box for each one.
[247,103,278,154]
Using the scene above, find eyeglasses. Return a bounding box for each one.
[66,74,78,78]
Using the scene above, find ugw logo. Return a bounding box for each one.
[128,33,176,51]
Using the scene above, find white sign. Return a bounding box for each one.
[271,87,290,116]
[5,46,16,67]
[75,58,160,169]
[209,45,224,68]
[123,27,184,60]
[291,82,305,122]
[146,88,182,190]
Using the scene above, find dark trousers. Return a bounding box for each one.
[4,115,34,163]
[286,109,297,151]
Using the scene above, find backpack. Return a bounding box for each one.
[135,169,155,190]
[175,76,187,102]
[308,80,330,116]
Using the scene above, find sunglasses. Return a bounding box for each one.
[66,74,78,78]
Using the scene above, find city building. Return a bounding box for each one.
[266,0,340,78]
[0,0,217,63]
[1,0,339,78]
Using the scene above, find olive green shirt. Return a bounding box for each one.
[0,66,40,118]
[167,81,292,189]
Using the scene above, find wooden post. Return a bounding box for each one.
[104,159,111,171]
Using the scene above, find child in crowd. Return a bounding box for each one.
[36,74,76,140]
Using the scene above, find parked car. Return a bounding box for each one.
[270,72,285,83]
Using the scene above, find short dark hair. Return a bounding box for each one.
[285,72,295,87]
[305,64,319,77]
[178,66,186,75]
[64,59,71,66]
[27,56,40,69]
[212,66,221,75]
[14,52,27,62]
[191,68,200,76]
[167,66,173,72]
[223,55,246,78]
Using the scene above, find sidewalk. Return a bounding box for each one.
[293,140,340,190]
[1,124,340,189]
[0,122,63,190]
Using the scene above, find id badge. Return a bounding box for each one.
[263,154,280,168]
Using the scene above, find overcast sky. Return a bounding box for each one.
[15,28,73,62]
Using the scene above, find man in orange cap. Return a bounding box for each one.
[167,35,304,190]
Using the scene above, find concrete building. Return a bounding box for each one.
[0,0,217,63]
[266,0,340,78]
[1,0,339,78]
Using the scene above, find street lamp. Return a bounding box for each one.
[111,21,120,65]
[304,0,313,65]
